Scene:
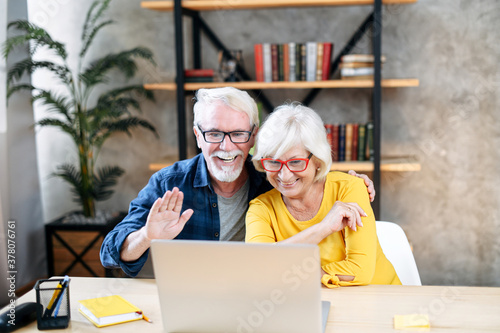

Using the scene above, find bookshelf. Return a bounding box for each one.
[144,78,419,91]
[141,0,419,215]
[141,0,418,11]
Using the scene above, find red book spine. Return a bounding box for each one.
[351,123,359,161]
[321,42,333,80]
[271,44,279,82]
[254,44,264,82]
[331,124,339,161]
[184,69,214,77]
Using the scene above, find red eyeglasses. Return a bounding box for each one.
[260,153,313,172]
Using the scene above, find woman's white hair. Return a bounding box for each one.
[252,102,332,182]
[193,87,259,127]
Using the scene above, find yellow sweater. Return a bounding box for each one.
[246,172,401,288]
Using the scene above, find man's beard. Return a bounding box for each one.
[208,150,245,183]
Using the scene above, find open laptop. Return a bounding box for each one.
[151,240,330,333]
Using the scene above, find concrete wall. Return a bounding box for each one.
[25,0,499,286]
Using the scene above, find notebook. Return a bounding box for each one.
[78,295,143,327]
[151,240,330,333]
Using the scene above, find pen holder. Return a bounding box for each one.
[34,278,71,330]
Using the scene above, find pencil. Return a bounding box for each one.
[142,313,153,323]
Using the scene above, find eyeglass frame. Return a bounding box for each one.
[260,153,314,173]
[196,125,255,144]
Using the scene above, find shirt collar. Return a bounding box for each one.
[193,153,210,188]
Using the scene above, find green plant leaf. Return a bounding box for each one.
[4,20,67,59]
[80,20,114,58]
[6,83,36,99]
[93,165,124,201]
[103,117,157,137]
[82,0,112,42]
[52,164,84,204]
[7,58,71,85]
[97,85,155,105]
[79,47,155,88]
[36,118,78,141]
[32,90,73,121]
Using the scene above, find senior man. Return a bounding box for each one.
[100,87,374,276]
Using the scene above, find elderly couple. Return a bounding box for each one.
[100,87,401,287]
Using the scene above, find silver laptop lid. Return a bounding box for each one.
[151,240,323,333]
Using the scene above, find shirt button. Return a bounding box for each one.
[214,232,219,238]
[212,203,217,208]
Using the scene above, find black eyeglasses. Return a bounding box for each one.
[197,125,255,143]
[261,153,313,172]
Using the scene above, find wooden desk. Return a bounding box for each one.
[8,277,500,332]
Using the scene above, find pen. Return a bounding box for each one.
[44,276,69,318]
[53,276,70,318]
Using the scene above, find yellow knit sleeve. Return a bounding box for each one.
[321,176,377,287]
[245,198,277,243]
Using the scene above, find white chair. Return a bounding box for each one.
[376,221,422,286]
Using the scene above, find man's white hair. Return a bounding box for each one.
[193,87,259,128]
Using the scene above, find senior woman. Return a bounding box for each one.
[245,103,401,288]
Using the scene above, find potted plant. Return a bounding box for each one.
[3,0,158,218]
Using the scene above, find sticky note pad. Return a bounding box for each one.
[394,314,430,331]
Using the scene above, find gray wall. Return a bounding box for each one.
[21,0,500,286]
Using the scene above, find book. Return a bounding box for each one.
[338,124,346,161]
[271,44,279,81]
[341,75,374,80]
[288,42,296,82]
[341,67,375,77]
[184,69,214,77]
[254,44,264,82]
[315,42,324,81]
[185,77,214,83]
[340,62,382,69]
[79,295,144,328]
[306,42,317,82]
[366,122,374,161]
[278,44,284,81]
[331,124,339,161]
[357,124,366,161]
[321,42,333,80]
[300,43,307,81]
[325,124,333,158]
[283,43,290,81]
[263,43,272,82]
[341,54,387,63]
[345,123,353,161]
[351,123,359,161]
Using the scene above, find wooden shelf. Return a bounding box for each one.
[142,0,418,12]
[149,156,421,172]
[144,79,419,91]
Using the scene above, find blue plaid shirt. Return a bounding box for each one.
[100,153,272,276]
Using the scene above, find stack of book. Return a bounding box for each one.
[325,122,374,162]
[254,42,333,82]
[184,69,214,83]
[339,54,386,80]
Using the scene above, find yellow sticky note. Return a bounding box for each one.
[394,314,430,331]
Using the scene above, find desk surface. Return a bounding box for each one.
[8,277,500,332]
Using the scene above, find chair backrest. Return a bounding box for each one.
[376,221,422,286]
